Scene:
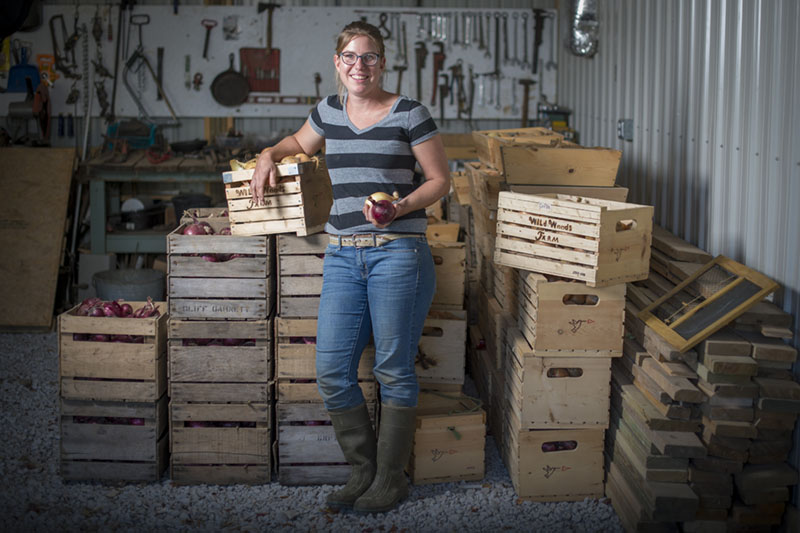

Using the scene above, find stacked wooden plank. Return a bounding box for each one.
[621,227,800,531]
[58,301,169,482]
[167,214,275,484]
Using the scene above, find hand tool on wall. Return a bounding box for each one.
[467,65,475,120]
[377,13,391,40]
[156,47,163,99]
[201,19,217,60]
[512,13,520,65]
[414,41,427,101]
[521,12,530,70]
[477,12,485,51]
[313,72,321,101]
[247,2,281,92]
[532,9,548,75]
[210,53,249,107]
[518,78,535,127]
[49,14,80,79]
[393,64,406,94]
[494,13,500,74]
[430,41,445,106]
[484,12,492,59]
[546,17,558,71]
[502,13,509,66]
[438,72,448,123]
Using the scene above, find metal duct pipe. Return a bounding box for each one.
[569,0,599,57]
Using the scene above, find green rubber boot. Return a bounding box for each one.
[353,404,417,514]
[326,402,377,509]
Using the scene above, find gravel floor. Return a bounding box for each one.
[0,332,624,532]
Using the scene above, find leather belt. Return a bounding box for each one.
[329,233,419,247]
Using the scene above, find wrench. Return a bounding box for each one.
[546,18,557,71]
[494,74,502,111]
[201,19,217,60]
[477,13,485,50]
[511,77,519,114]
[521,12,530,70]
[512,13,520,66]
[453,12,460,47]
[464,13,471,48]
[484,13,492,58]
[502,13,509,66]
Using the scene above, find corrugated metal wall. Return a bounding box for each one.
[557,0,800,493]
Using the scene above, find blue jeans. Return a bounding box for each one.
[316,236,435,411]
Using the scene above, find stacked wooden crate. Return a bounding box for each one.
[58,301,169,482]
[274,234,377,485]
[471,127,650,502]
[167,214,275,484]
[621,228,799,531]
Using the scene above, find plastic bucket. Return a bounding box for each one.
[93,269,165,301]
[172,194,212,222]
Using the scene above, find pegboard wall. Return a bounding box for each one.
[1,5,557,121]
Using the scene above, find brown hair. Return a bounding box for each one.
[334,21,385,103]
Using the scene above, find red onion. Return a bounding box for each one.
[132,297,160,318]
[369,199,396,225]
[219,227,232,235]
[201,254,218,262]
[102,301,123,317]
[88,306,105,318]
[222,338,242,347]
[183,223,207,235]
[91,334,110,342]
[130,418,145,426]
[119,302,133,317]
[73,333,89,341]
[77,297,103,316]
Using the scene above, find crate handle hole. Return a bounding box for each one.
[422,326,444,337]
[547,368,584,378]
[433,255,444,265]
[615,219,637,232]
[541,440,578,452]
[561,294,599,306]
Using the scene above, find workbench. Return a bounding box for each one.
[80,151,228,254]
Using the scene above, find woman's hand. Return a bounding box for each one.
[250,150,278,206]
[363,198,404,229]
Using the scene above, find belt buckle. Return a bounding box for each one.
[351,234,375,248]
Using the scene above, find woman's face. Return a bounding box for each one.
[334,35,385,98]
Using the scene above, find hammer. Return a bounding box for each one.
[393,64,407,95]
[518,79,536,127]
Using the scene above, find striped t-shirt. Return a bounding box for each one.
[308,94,439,235]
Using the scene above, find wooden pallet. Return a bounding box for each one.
[494,192,654,287]
[170,401,271,485]
[276,401,376,486]
[223,159,332,237]
[60,394,168,482]
[168,318,272,402]
[517,271,626,356]
[167,227,274,320]
[58,303,168,402]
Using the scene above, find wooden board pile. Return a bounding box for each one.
[464,126,653,502]
[58,301,169,482]
[166,211,274,484]
[616,226,799,532]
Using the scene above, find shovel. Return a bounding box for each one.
[5,40,41,93]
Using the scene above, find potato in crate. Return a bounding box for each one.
[408,391,486,485]
[60,394,168,482]
[168,318,272,403]
[277,402,377,486]
[167,222,274,320]
[274,317,376,403]
[517,271,625,356]
[277,234,327,318]
[495,192,653,287]
[170,401,272,485]
[222,157,332,237]
[58,300,168,402]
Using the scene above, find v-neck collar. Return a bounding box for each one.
[343,93,402,134]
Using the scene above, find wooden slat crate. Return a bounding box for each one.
[477,286,513,370]
[431,242,466,309]
[517,271,626,356]
[472,127,564,174]
[58,302,168,402]
[495,192,654,287]
[417,310,467,385]
[500,421,605,502]
[277,233,327,318]
[168,318,272,402]
[509,184,629,203]
[167,226,274,320]
[465,161,504,210]
[170,401,271,484]
[277,401,377,486]
[222,158,332,236]
[60,394,168,482]
[505,326,612,429]
[492,262,518,317]
[473,127,621,186]
[408,391,486,485]
[275,317,376,403]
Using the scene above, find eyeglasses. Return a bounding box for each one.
[338,51,381,66]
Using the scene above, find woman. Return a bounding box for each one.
[250,21,450,513]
